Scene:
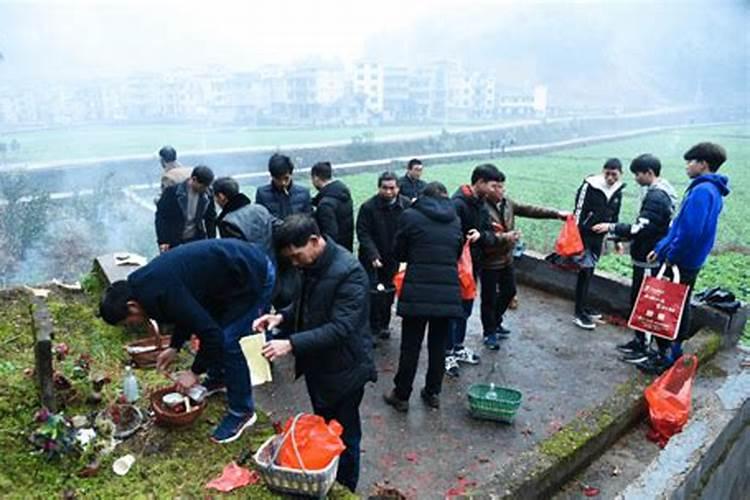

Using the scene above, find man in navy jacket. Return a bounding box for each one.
[642,142,730,374]
[255,153,312,219]
[99,239,275,443]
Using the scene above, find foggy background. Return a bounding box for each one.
[0,0,747,286]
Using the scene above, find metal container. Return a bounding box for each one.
[162,392,184,408]
[187,384,208,403]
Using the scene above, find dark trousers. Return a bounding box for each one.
[574,267,595,316]
[631,265,651,346]
[447,300,474,351]
[368,266,396,333]
[480,266,517,335]
[310,387,365,493]
[394,316,450,399]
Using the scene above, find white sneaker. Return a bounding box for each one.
[445,355,460,377]
[453,346,480,365]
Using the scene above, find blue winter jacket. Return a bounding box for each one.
[654,173,730,270]
[255,181,312,219]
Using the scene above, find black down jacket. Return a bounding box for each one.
[280,238,377,408]
[312,180,354,251]
[394,195,464,319]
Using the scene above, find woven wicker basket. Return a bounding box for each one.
[253,414,339,498]
[126,320,172,368]
[150,386,206,427]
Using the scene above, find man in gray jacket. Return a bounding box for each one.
[213,177,277,255]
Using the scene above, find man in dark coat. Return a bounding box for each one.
[254,215,376,493]
[213,176,277,255]
[481,172,568,348]
[311,161,354,251]
[255,153,312,219]
[356,171,410,340]
[99,239,275,444]
[592,154,676,364]
[446,164,503,376]
[397,158,426,201]
[572,158,625,329]
[383,181,463,412]
[155,165,217,252]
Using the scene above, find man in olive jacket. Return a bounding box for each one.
[254,215,376,493]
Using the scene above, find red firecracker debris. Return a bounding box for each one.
[405,451,419,464]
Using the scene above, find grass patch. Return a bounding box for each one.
[0,286,355,499]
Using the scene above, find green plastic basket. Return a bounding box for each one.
[467,383,523,423]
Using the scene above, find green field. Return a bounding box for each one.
[245,123,750,302]
[0,123,457,165]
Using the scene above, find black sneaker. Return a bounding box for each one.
[420,388,440,409]
[495,325,512,338]
[635,354,671,375]
[383,390,409,412]
[617,339,646,355]
[584,308,603,320]
[621,348,654,364]
[573,314,596,330]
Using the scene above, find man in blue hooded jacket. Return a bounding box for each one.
[640,142,730,374]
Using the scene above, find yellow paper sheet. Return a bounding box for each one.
[239,334,273,386]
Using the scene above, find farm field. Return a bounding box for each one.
[244,123,749,303]
[0,123,482,165]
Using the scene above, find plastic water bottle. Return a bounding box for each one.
[123,366,140,403]
[486,382,498,401]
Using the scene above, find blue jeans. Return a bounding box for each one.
[208,257,275,416]
[447,299,474,352]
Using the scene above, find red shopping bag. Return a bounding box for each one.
[393,270,405,298]
[554,215,584,257]
[627,264,690,340]
[277,413,346,470]
[645,355,698,446]
[458,241,476,300]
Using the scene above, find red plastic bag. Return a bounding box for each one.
[628,265,690,341]
[277,413,346,470]
[644,354,698,446]
[458,241,476,300]
[205,462,259,492]
[393,270,405,298]
[555,215,584,257]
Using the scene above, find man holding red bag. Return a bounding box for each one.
[639,142,730,374]
[481,172,568,344]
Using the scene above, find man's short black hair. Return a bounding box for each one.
[159,146,177,163]
[191,165,215,185]
[268,153,294,178]
[407,158,423,170]
[311,161,333,181]
[378,171,398,187]
[423,181,448,198]
[630,154,661,176]
[603,158,623,172]
[471,163,502,184]
[99,280,133,325]
[684,142,727,172]
[213,177,240,198]
[274,214,321,249]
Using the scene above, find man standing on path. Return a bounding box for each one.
[398,158,426,202]
[311,161,354,251]
[254,215,376,493]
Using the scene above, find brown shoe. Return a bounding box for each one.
[383,390,409,412]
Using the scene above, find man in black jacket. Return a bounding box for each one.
[398,158,426,201]
[311,161,354,251]
[384,182,464,412]
[447,164,503,376]
[254,215,376,493]
[592,154,676,361]
[572,158,625,329]
[155,165,217,252]
[213,177,277,255]
[255,153,312,219]
[356,171,410,340]
[99,239,275,444]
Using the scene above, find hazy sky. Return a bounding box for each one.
[0,0,477,78]
[0,0,747,106]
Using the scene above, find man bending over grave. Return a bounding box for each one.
[99,239,275,443]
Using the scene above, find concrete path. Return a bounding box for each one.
[255,284,638,497]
